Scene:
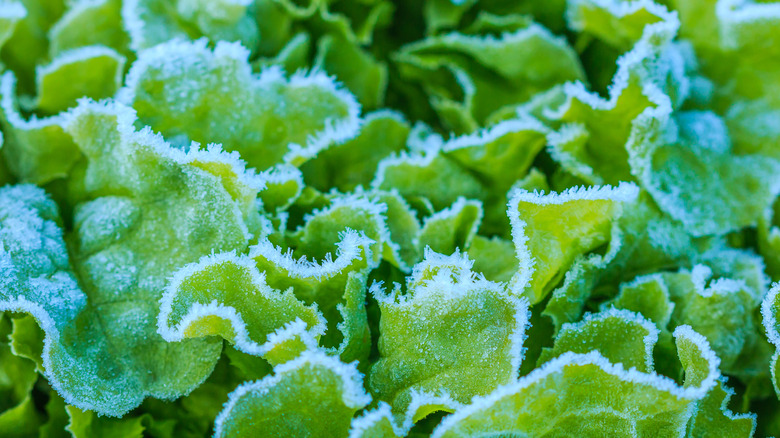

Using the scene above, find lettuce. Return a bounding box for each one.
[1,0,779,436]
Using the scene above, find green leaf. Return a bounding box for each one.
[214,349,371,437]
[567,0,672,51]
[48,0,130,57]
[507,182,639,304]
[315,34,387,110]
[538,308,659,373]
[628,109,780,237]
[34,46,126,115]
[432,326,721,438]
[369,250,530,418]
[0,335,37,414]
[467,235,517,283]
[761,283,780,397]
[0,1,25,52]
[252,226,374,353]
[9,313,44,372]
[39,392,70,438]
[119,38,361,170]
[0,72,81,184]
[688,378,756,438]
[158,251,326,365]
[122,0,259,52]
[0,97,263,416]
[0,0,65,93]
[0,396,43,438]
[417,197,482,255]
[348,402,405,438]
[662,265,766,377]
[374,118,547,235]
[602,274,675,330]
[257,164,304,214]
[65,406,145,438]
[302,110,410,193]
[373,189,422,270]
[395,22,583,128]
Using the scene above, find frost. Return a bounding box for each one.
[158,251,326,364]
[432,326,720,437]
[119,38,362,170]
[214,349,371,437]
[369,249,530,416]
[507,182,639,303]
[0,97,263,416]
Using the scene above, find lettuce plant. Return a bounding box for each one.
[1,0,780,436]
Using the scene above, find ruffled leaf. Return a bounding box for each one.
[432,326,721,437]
[119,38,361,170]
[214,349,371,437]
[0,97,263,416]
[369,250,530,418]
[507,182,639,304]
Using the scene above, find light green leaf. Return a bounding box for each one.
[39,392,69,438]
[761,283,780,397]
[467,235,517,283]
[567,0,672,51]
[432,326,721,438]
[119,38,361,170]
[9,313,44,372]
[688,378,756,438]
[0,97,263,416]
[373,189,422,270]
[302,110,410,193]
[0,72,80,184]
[369,250,530,417]
[251,227,374,353]
[538,308,659,373]
[257,164,304,214]
[0,335,37,416]
[373,148,486,213]
[157,251,326,365]
[48,0,130,57]
[374,118,547,235]
[602,274,675,329]
[663,265,764,375]
[34,45,125,115]
[122,0,259,52]
[417,197,482,256]
[0,0,65,93]
[395,22,583,128]
[348,402,405,438]
[759,202,780,280]
[0,1,25,52]
[335,271,371,366]
[0,396,43,438]
[65,406,145,438]
[507,182,639,304]
[315,34,387,110]
[628,109,780,237]
[252,32,311,74]
[613,262,769,383]
[214,349,371,437]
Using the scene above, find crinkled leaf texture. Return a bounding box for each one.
[214,349,371,437]
[373,117,548,234]
[118,38,362,170]
[432,325,721,437]
[160,192,390,367]
[507,182,639,304]
[762,283,780,397]
[0,97,264,416]
[157,251,326,366]
[369,249,530,427]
